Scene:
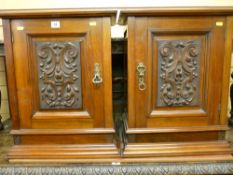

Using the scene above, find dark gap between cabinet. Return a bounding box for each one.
[111,38,127,155]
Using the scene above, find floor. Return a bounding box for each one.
[0,120,13,164]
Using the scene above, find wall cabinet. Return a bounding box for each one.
[1,8,233,163]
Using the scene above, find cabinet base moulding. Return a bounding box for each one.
[123,141,233,159]
[8,144,120,163]
[7,141,233,163]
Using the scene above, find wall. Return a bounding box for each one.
[0,45,9,122]
[0,0,233,9]
[0,19,10,122]
[0,19,3,41]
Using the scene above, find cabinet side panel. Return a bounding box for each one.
[2,19,19,129]
[127,17,136,128]
[220,16,233,125]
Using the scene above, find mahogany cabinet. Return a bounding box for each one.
[3,17,119,162]
[125,16,232,157]
[1,8,233,163]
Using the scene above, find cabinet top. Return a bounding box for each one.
[1,7,233,18]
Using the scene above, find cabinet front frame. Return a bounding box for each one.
[127,16,226,130]
[6,17,114,131]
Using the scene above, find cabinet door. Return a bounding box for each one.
[11,18,113,129]
[128,17,225,129]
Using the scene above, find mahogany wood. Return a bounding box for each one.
[2,19,20,129]
[3,17,119,160]
[127,16,225,129]
[8,155,233,163]
[223,17,233,125]
[10,154,233,164]
[8,141,233,163]
[1,7,233,18]
[125,15,232,159]
[1,8,233,163]
[125,125,228,134]
[127,132,220,143]
[123,141,232,158]
[10,18,114,129]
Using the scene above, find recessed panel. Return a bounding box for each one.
[36,41,82,109]
[157,40,201,107]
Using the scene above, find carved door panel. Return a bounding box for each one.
[11,18,113,130]
[128,17,225,129]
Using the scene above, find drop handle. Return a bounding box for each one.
[92,63,103,86]
[136,62,146,91]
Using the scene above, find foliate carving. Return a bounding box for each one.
[36,41,82,109]
[158,40,200,106]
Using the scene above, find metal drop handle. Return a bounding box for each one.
[136,62,146,91]
[92,63,103,86]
